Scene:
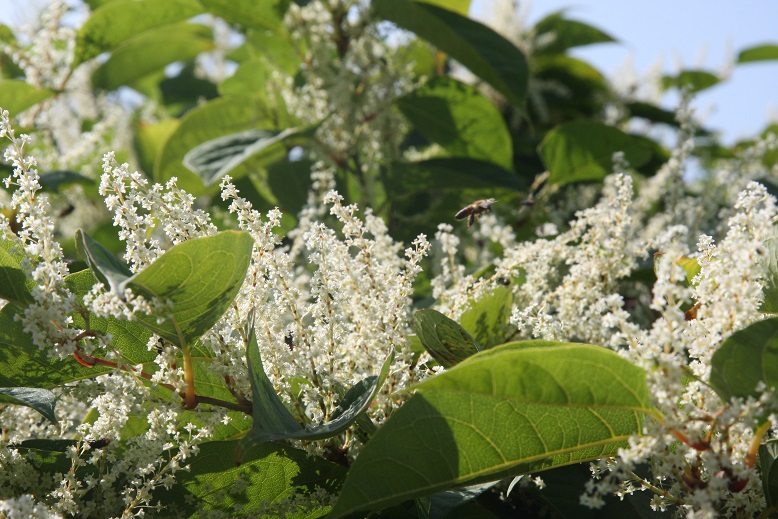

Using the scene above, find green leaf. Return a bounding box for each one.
[626,101,681,128]
[0,79,55,115]
[75,229,133,294]
[91,23,213,90]
[154,95,275,194]
[709,317,778,401]
[412,309,481,368]
[0,387,58,424]
[0,233,35,306]
[534,11,616,54]
[539,121,653,185]
[176,440,346,517]
[676,257,701,287]
[329,341,655,518]
[183,124,319,187]
[415,0,471,16]
[660,70,720,94]
[738,44,778,64]
[762,228,778,314]
[133,118,179,175]
[198,0,290,31]
[398,77,513,169]
[0,270,156,388]
[74,0,205,65]
[373,0,528,107]
[760,440,778,510]
[125,231,254,348]
[458,286,513,348]
[389,158,527,193]
[239,326,395,459]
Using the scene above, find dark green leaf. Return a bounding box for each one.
[239,326,395,459]
[660,70,720,94]
[412,309,481,368]
[0,79,54,115]
[38,170,93,193]
[398,77,513,169]
[176,440,346,517]
[458,286,513,348]
[0,387,58,424]
[183,124,319,187]
[534,11,616,54]
[738,44,778,64]
[626,101,681,128]
[427,482,497,519]
[126,231,254,348]
[389,158,527,193]
[760,439,778,510]
[75,229,133,294]
[373,0,528,107]
[329,341,655,518]
[710,317,778,401]
[74,0,205,65]
[0,234,35,306]
[91,23,213,90]
[539,121,653,185]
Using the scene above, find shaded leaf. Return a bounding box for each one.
[389,158,527,193]
[760,439,778,510]
[75,229,133,294]
[330,341,655,518]
[0,387,58,424]
[38,170,93,193]
[183,124,319,187]
[539,121,653,185]
[710,317,778,401]
[534,11,616,54]
[0,234,35,306]
[458,286,513,348]
[373,0,528,107]
[762,227,778,314]
[412,309,481,368]
[398,77,513,169]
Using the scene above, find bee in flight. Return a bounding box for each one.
[455,198,497,228]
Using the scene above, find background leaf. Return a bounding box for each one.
[373,0,528,107]
[458,286,514,348]
[0,79,54,115]
[0,234,35,306]
[330,341,655,518]
[534,11,616,54]
[737,44,778,64]
[709,317,778,401]
[412,309,481,368]
[539,121,653,185]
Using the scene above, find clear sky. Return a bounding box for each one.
[472,0,778,144]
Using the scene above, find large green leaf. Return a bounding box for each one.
[91,23,213,90]
[74,0,204,65]
[458,286,513,348]
[373,0,528,107]
[198,0,290,31]
[709,317,778,401]
[534,11,615,54]
[183,124,319,187]
[737,44,778,64]
[174,440,346,518]
[412,309,481,368]
[398,77,513,169]
[416,0,471,16]
[329,341,655,518]
[0,234,35,306]
[0,387,58,424]
[154,95,274,194]
[0,79,54,115]
[123,232,254,348]
[539,121,653,185]
[238,327,394,459]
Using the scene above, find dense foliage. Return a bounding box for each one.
[1,0,778,517]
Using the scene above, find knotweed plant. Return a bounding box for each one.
[2,1,778,518]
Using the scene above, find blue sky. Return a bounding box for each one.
[472,0,778,144]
